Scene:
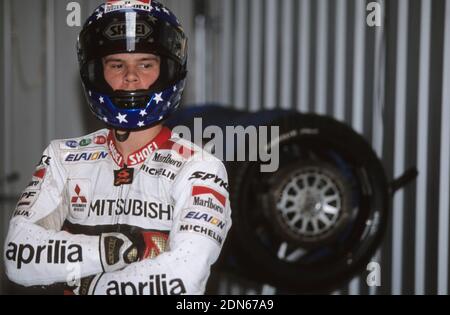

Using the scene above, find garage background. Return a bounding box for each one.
[1,0,449,295]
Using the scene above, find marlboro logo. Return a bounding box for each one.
[105,0,153,13]
[192,186,226,207]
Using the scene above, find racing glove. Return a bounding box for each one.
[138,231,169,260]
[99,233,139,273]
[71,231,169,295]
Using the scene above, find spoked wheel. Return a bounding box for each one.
[269,162,353,248]
[228,113,389,293]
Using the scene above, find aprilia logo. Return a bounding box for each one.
[106,274,186,295]
[5,241,82,269]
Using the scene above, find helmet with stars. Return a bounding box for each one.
[77,0,187,130]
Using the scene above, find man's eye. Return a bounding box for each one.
[141,63,155,69]
[111,64,123,69]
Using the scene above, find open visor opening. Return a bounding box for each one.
[78,9,187,95]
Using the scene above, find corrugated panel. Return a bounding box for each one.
[333,0,347,121]
[392,0,408,295]
[438,0,450,295]
[381,0,448,295]
[415,0,432,295]
[220,0,233,106]
[204,0,449,295]
[280,0,294,110]
[249,0,263,112]
[263,0,277,110]
[297,0,311,113]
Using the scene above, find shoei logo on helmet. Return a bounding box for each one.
[105,21,152,40]
[105,0,152,13]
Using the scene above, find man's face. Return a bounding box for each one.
[103,53,161,91]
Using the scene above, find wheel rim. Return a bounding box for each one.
[276,168,343,238]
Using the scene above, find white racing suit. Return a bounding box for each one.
[4,127,231,295]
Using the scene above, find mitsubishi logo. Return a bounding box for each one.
[71,185,87,203]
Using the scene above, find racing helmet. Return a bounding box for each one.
[77,0,188,130]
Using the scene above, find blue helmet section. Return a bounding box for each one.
[84,79,186,129]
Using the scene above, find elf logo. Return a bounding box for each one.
[5,240,83,269]
[106,274,186,295]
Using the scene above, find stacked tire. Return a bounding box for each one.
[167,106,390,293]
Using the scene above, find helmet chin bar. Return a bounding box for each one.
[112,90,151,109]
[111,90,153,140]
[115,129,131,142]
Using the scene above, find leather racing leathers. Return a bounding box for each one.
[4,126,231,295]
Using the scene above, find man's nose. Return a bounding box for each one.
[124,68,139,83]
